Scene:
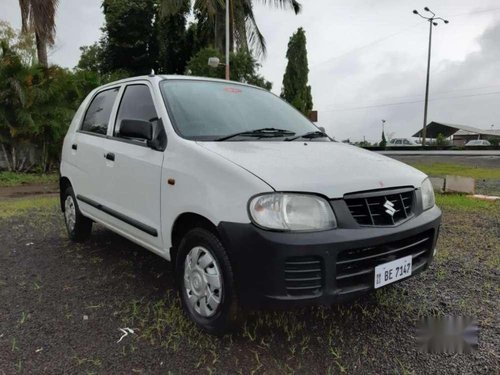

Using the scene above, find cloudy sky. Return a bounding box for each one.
[2,0,500,141]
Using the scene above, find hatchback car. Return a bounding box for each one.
[388,138,419,147]
[465,139,491,146]
[60,75,441,334]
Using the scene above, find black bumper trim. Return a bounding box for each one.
[218,205,441,308]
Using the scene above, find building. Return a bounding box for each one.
[412,122,500,146]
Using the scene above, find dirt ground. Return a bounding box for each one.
[0,197,498,374]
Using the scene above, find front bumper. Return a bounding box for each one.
[218,205,441,308]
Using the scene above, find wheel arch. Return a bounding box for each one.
[59,176,72,211]
[170,212,220,266]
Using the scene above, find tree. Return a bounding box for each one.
[0,21,106,171]
[187,47,272,90]
[436,133,449,147]
[0,20,36,66]
[157,0,191,74]
[281,27,313,115]
[76,43,104,73]
[101,0,156,75]
[18,0,59,67]
[379,131,387,148]
[161,0,302,57]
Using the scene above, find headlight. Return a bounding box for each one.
[248,193,337,231]
[421,178,435,211]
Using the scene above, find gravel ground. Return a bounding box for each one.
[0,199,498,374]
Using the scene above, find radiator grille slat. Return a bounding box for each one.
[345,188,415,226]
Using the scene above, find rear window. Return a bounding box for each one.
[81,88,119,135]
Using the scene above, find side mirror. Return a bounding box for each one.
[317,126,326,133]
[119,119,153,141]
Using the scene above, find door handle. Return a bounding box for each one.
[72,144,77,150]
[105,152,115,161]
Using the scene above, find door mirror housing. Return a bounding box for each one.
[119,119,153,141]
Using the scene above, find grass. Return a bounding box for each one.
[0,196,59,219]
[435,193,498,211]
[0,171,58,187]
[409,162,500,180]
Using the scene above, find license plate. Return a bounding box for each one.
[374,255,412,289]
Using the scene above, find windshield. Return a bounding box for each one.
[160,80,321,141]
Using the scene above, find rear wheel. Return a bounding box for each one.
[176,228,239,335]
[63,187,92,242]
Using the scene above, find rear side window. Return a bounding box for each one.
[114,85,158,136]
[81,88,119,135]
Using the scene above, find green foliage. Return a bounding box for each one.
[409,162,500,180]
[157,0,192,74]
[160,0,301,58]
[0,20,36,65]
[379,131,387,148]
[436,133,449,147]
[281,28,312,114]
[490,138,499,147]
[435,194,498,212]
[0,22,105,171]
[0,196,58,219]
[0,171,58,187]
[101,0,156,75]
[187,47,272,90]
[77,43,103,73]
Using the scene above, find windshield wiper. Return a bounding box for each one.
[285,131,328,142]
[216,128,295,141]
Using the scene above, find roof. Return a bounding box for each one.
[412,122,500,138]
[98,74,259,90]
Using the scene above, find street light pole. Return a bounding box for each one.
[413,7,449,146]
[225,0,230,80]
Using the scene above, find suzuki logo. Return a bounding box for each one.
[384,200,396,216]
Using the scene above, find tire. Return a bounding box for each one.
[62,186,92,242]
[176,228,239,335]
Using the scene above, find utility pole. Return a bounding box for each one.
[413,7,449,146]
[225,0,230,80]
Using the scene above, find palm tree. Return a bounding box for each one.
[18,0,59,67]
[161,0,301,57]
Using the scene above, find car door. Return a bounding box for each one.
[98,83,165,251]
[71,87,120,221]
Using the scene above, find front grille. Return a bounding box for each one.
[345,188,415,226]
[284,256,324,296]
[335,229,434,295]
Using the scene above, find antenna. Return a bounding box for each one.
[149,69,155,77]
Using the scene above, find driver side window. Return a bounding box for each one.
[114,84,158,137]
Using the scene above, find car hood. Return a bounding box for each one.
[197,141,427,198]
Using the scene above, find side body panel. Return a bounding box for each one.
[97,81,165,251]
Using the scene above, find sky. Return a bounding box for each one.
[1,0,500,142]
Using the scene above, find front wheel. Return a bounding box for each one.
[62,187,92,242]
[176,228,239,335]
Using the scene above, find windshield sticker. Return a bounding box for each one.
[224,87,242,94]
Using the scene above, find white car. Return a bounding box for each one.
[388,138,419,147]
[465,139,491,146]
[60,75,441,334]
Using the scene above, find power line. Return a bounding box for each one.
[320,90,500,112]
[310,7,500,72]
[310,22,422,69]
[372,83,500,102]
[450,7,500,17]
